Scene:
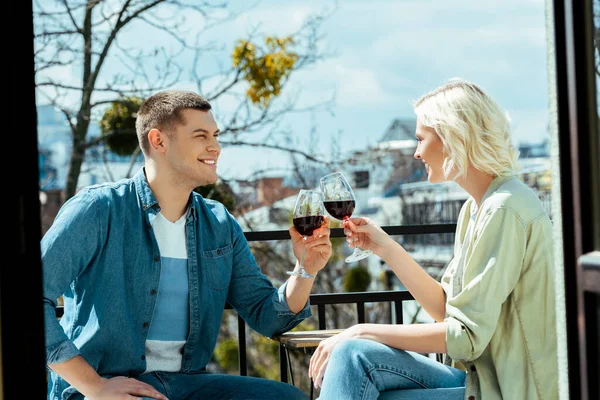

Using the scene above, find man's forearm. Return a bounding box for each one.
[49,355,104,398]
[352,322,448,354]
[285,262,314,314]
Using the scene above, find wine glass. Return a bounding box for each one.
[287,189,325,278]
[320,172,373,263]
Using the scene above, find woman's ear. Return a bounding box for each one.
[148,128,166,153]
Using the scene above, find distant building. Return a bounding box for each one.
[518,139,550,158]
[344,119,424,210]
[229,116,554,325]
[36,104,144,192]
[37,105,144,231]
[37,105,72,190]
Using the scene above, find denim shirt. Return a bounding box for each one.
[42,168,311,399]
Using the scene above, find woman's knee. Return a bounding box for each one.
[329,338,383,368]
[330,338,414,372]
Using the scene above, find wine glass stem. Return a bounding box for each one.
[343,216,357,244]
[299,236,307,273]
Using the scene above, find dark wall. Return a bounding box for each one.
[3,1,47,398]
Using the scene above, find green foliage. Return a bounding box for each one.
[379,269,388,285]
[343,265,372,293]
[291,320,317,332]
[194,183,236,212]
[252,336,280,380]
[232,36,298,107]
[213,338,239,372]
[99,97,145,156]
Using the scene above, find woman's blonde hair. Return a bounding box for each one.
[413,78,519,180]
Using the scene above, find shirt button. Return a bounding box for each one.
[147,223,151,229]
[143,322,149,328]
[141,355,146,361]
[217,249,221,255]
[151,289,157,295]
[154,256,160,262]
[470,365,476,372]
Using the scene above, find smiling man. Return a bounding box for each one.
[42,90,332,400]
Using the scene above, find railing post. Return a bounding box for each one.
[237,314,247,376]
[318,304,326,330]
[394,300,404,324]
[357,302,365,323]
[279,343,288,383]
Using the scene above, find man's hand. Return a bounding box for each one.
[85,376,168,400]
[290,216,332,276]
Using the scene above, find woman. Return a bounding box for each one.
[309,79,558,400]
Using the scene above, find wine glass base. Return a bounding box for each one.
[286,270,316,278]
[345,250,373,263]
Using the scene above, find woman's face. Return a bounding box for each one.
[414,117,447,183]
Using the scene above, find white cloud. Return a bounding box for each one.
[34,0,552,180]
[235,5,314,35]
[287,61,400,108]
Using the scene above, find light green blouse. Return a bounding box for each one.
[441,175,558,400]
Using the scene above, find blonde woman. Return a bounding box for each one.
[309,80,558,400]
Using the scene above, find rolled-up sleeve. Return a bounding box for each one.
[41,192,103,365]
[444,207,526,362]
[227,218,312,338]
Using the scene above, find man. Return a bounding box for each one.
[42,90,332,399]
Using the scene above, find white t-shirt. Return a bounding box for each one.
[144,211,189,373]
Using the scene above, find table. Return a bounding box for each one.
[275,329,345,399]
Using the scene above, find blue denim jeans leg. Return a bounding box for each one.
[317,339,466,400]
[135,370,307,400]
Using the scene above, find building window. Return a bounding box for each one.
[354,170,370,188]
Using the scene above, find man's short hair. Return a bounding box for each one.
[135,90,212,155]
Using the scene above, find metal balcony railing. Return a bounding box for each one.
[54,223,456,383]
[242,223,455,382]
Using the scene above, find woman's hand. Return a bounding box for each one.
[309,326,357,389]
[289,216,332,276]
[343,217,395,257]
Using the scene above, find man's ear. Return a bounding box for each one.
[148,128,166,153]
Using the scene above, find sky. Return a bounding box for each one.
[35,0,552,182]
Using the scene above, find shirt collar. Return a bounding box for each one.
[481,174,513,203]
[133,167,198,221]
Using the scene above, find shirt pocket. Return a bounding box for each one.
[202,244,234,291]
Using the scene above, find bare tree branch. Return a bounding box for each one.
[36,90,77,133]
[220,139,330,165]
[60,0,83,33]
[126,147,143,177]
[37,80,175,95]
[35,0,336,202]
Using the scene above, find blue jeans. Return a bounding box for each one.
[132,370,307,400]
[317,339,466,400]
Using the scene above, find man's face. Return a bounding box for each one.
[413,118,447,183]
[165,109,221,188]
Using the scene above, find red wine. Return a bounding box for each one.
[324,200,355,220]
[293,215,325,237]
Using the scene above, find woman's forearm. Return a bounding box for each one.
[352,322,448,354]
[378,241,447,322]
